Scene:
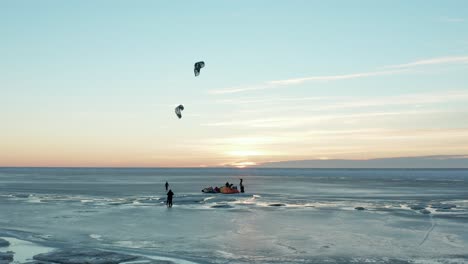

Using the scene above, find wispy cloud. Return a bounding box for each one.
[199,129,390,147]
[210,83,275,94]
[385,56,468,69]
[209,56,468,94]
[204,128,468,146]
[209,69,409,94]
[201,109,450,128]
[182,127,468,166]
[267,69,407,86]
[215,90,468,114]
[310,90,468,111]
[216,96,330,105]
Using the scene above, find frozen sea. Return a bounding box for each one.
[0,168,467,264]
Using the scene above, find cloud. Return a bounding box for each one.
[182,127,468,167]
[267,69,407,86]
[209,69,409,94]
[209,83,275,94]
[213,90,468,115]
[209,55,468,94]
[201,109,449,128]
[385,56,468,69]
[216,96,330,105]
[200,128,468,147]
[199,129,388,148]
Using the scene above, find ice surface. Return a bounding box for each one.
[0,168,467,263]
[0,237,53,263]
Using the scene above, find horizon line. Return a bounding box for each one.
[1,166,468,170]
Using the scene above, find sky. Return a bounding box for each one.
[1,0,468,167]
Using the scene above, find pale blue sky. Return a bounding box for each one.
[1,1,468,167]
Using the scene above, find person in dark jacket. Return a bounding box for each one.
[165,181,169,191]
[166,189,174,207]
[240,179,245,193]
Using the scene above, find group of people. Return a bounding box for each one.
[224,179,245,193]
[202,179,245,194]
[165,179,245,207]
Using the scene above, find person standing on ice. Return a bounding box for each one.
[240,179,245,193]
[165,181,169,191]
[166,189,174,208]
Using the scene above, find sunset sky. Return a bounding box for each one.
[1,1,468,167]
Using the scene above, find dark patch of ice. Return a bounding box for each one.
[23,261,55,264]
[354,207,365,211]
[210,204,233,208]
[0,251,14,263]
[33,248,138,264]
[410,205,426,210]
[268,203,286,207]
[0,238,9,247]
[13,194,30,198]
[435,209,454,212]
[431,203,456,210]
[109,202,133,206]
[420,209,431,214]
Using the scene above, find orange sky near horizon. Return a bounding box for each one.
[3,126,468,167]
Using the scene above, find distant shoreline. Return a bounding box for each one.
[2,155,468,169]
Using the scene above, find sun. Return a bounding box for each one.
[230,161,257,168]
